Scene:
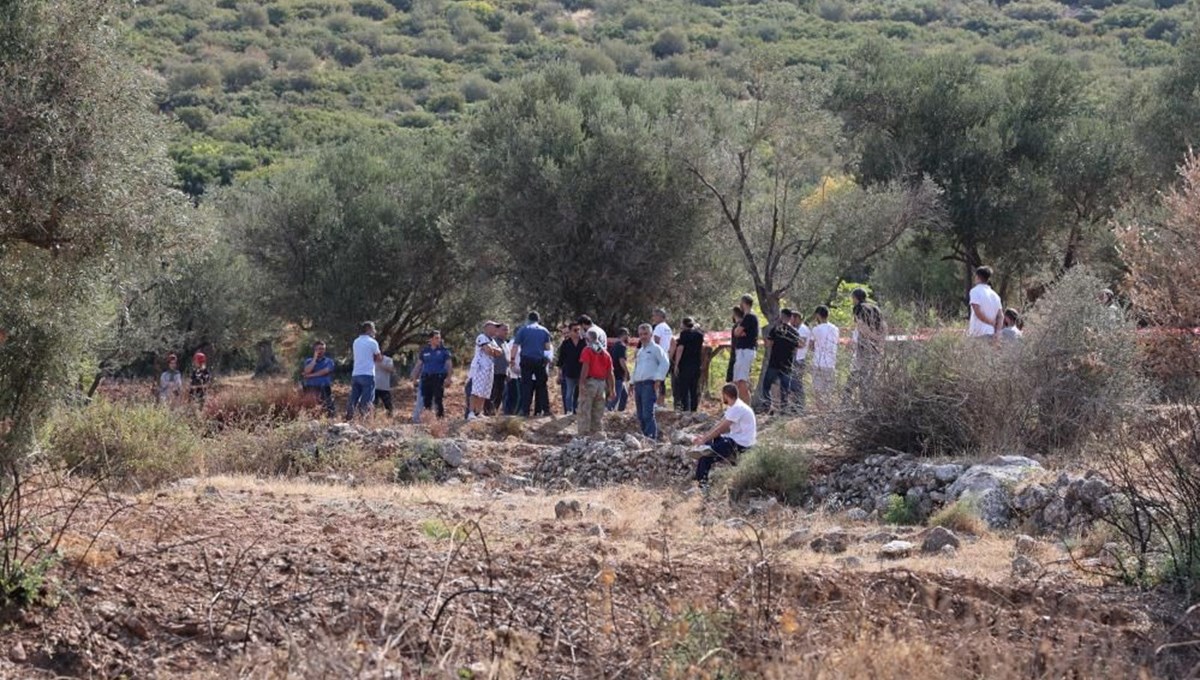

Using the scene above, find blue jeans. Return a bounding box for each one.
[347,375,375,418]
[634,381,658,439]
[606,380,628,412]
[563,377,578,414]
[761,366,796,411]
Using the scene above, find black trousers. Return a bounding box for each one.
[374,389,393,415]
[696,436,745,483]
[420,373,447,418]
[519,358,551,416]
[676,367,701,412]
[486,374,507,415]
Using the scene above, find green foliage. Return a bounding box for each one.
[651,28,687,58]
[882,494,920,526]
[394,439,451,484]
[722,443,810,505]
[1,0,193,465]
[465,67,724,328]
[419,519,468,540]
[235,137,484,351]
[45,401,200,490]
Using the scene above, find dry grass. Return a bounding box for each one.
[928,499,987,536]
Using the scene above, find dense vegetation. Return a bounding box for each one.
[129,0,1195,199]
[7,0,1200,464]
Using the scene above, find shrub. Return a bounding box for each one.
[204,421,318,476]
[839,269,1149,457]
[222,58,268,91]
[569,47,617,75]
[169,63,223,93]
[332,41,369,66]
[394,439,451,484]
[424,91,465,114]
[928,499,985,535]
[1094,406,1200,596]
[237,3,270,29]
[45,401,200,490]
[203,382,320,427]
[350,0,393,20]
[721,444,809,505]
[882,494,920,525]
[651,28,687,58]
[174,105,213,132]
[1018,269,1151,450]
[396,111,437,128]
[503,15,537,44]
[459,76,493,103]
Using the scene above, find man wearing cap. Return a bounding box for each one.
[468,322,504,421]
[189,351,213,406]
[347,321,382,419]
[302,341,336,416]
[512,311,553,417]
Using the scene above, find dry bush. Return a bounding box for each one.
[1118,151,1200,399]
[1017,268,1152,450]
[204,381,319,428]
[1140,332,1200,401]
[838,268,1149,456]
[44,400,200,490]
[203,422,318,477]
[1093,405,1200,596]
[1117,151,1200,329]
[929,499,986,535]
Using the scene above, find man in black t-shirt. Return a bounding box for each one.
[607,328,630,412]
[762,309,801,413]
[672,317,705,412]
[732,294,760,402]
[557,324,585,414]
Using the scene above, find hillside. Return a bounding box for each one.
[124,0,1190,199]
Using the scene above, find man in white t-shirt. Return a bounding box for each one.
[791,310,812,411]
[651,308,673,408]
[347,321,382,419]
[967,266,1003,339]
[808,305,839,409]
[689,383,757,486]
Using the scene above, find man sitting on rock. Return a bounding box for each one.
[689,382,757,487]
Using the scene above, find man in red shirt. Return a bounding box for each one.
[576,328,615,436]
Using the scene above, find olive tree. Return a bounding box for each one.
[676,65,943,321]
[0,0,192,462]
[236,137,483,354]
[464,67,729,329]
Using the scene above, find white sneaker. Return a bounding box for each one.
[467,412,479,421]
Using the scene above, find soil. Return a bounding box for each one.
[12,381,1200,677]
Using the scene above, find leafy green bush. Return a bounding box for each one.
[651,28,687,58]
[882,494,920,525]
[45,401,200,490]
[721,444,809,505]
[350,0,392,20]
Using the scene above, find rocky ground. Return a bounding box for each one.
[1,407,1198,678]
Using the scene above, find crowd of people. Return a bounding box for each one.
[157,267,1079,486]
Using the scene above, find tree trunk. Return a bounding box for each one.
[254,340,281,379]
